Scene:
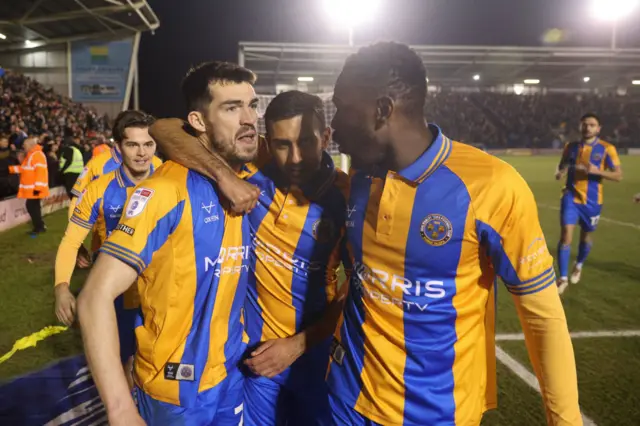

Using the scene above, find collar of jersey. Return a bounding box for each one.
[582,137,599,146]
[397,123,452,184]
[111,147,122,164]
[116,163,155,188]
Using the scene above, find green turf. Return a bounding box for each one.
[1,155,639,425]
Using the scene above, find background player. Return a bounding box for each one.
[54,110,157,388]
[67,113,163,268]
[555,113,622,294]
[325,41,580,426]
[77,62,259,426]
[151,91,351,425]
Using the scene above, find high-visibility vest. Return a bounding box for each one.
[8,144,49,199]
[59,145,84,174]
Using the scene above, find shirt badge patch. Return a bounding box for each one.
[125,188,154,218]
[592,153,602,162]
[420,214,453,247]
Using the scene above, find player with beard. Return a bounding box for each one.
[149,90,350,426]
[77,62,259,426]
[555,113,622,294]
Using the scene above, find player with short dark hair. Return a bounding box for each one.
[54,111,158,389]
[324,41,581,425]
[149,89,350,426]
[555,112,623,294]
[77,61,260,426]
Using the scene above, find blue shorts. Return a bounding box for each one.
[114,294,137,364]
[328,390,381,426]
[560,193,602,233]
[243,374,331,426]
[137,368,244,426]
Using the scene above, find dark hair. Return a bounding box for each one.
[112,110,155,143]
[264,91,326,135]
[340,41,427,115]
[181,61,257,113]
[580,113,601,125]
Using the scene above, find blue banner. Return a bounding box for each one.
[0,356,102,425]
[70,38,134,103]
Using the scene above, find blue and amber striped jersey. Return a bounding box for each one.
[69,164,154,307]
[70,147,162,251]
[100,161,251,407]
[560,138,620,205]
[327,125,580,425]
[244,152,350,385]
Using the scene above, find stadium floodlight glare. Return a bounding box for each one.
[0,33,6,40]
[584,76,591,82]
[591,0,638,21]
[524,79,540,85]
[297,76,314,82]
[473,74,480,81]
[323,0,380,45]
[24,40,35,48]
[633,80,640,85]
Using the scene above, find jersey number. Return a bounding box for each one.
[590,215,600,227]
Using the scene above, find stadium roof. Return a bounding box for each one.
[0,0,159,52]
[239,42,640,91]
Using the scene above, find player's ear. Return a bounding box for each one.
[187,111,207,133]
[375,97,393,129]
[321,126,331,150]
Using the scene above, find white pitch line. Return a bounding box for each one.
[539,204,640,230]
[495,346,597,426]
[496,329,640,341]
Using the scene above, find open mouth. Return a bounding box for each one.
[237,131,257,143]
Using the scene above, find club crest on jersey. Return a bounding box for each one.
[420,214,453,246]
[312,218,334,243]
[125,188,154,218]
[592,153,602,162]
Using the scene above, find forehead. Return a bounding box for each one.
[122,126,152,141]
[269,114,320,138]
[209,81,256,103]
[582,117,599,126]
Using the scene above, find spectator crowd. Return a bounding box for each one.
[0,70,112,200]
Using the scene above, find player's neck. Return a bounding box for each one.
[123,166,150,184]
[583,136,598,145]
[386,121,433,172]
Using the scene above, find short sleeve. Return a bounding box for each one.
[475,167,556,296]
[604,144,621,170]
[99,178,184,275]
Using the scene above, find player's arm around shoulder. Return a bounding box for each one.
[476,164,582,425]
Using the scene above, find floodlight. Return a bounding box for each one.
[473,74,480,81]
[297,76,314,82]
[524,79,540,85]
[591,0,639,21]
[583,76,591,82]
[0,33,6,40]
[323,0,381,28]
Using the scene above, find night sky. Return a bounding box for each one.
[138,0,640,118]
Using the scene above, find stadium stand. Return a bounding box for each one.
[0,69,111,200]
